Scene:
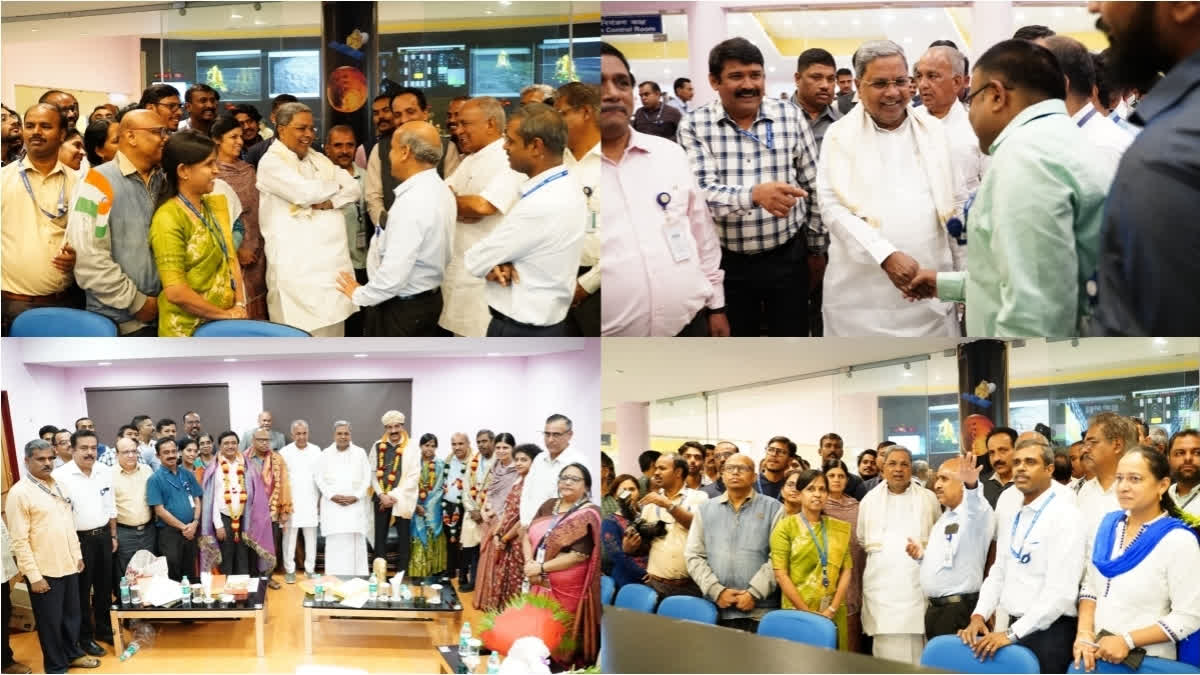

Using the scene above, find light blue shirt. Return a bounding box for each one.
[352,168,455,307]
[919,483,994,598]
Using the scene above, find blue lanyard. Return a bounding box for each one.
[1076,108,1098,128]
[19,163,68,220]
[801,516,831,587]
[159,467,192,496]
[1009,492,1055,564]
[735,119,774,150]
[521,169,569,200]
[178,195,235,293]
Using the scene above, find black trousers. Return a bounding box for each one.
[217,514,250,575]
[248,521,281,576]
[1014,613,1077,673]
[344,268,369,337]
[157,524,197,581]
[717,617,760,632]
[29,574,84,674]
[675,309,710,337]
[924,596,976,639]
[719,235,809,336]
[114,523,156,588]
[486,309,568,337]
[372,502,411,572]
[565,268,600,337]
[364,288,444,337]
[460,545,480,585]
[75,529,114,643]
[2,580,14,667]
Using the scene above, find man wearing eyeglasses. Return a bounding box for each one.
[701,441,740,498]
[137,84,182,133]
[519,414,586,527]
[111,437,156,594]
[819,40,966,338]
[68,109,167,336]
[960,436,1084,673]
[756,436,792,501]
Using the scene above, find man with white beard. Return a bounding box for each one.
[317,421,371,575]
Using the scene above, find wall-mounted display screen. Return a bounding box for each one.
[196,50,262,101]
[268,49,320,98]
[538,37,601,85]
[387,44,467,90]
[469,46,533,97]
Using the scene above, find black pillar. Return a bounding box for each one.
[321,2,378,148]
[957,340,1009,468]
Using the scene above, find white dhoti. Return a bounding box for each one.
[324,533,368,576]
[873,634,925,664]
[282,526,317,575]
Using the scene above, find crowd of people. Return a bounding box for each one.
[601,2,1200,337]
[599,414,1200,671]
[2,410,601,672]
[1,79,601,337]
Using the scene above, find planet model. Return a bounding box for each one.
[328,66,367,113]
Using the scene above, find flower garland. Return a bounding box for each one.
[466,453,482,502]
[375,429,409,493]
[418,459,436,502]
[222,457,248,542]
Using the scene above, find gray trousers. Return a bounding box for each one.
[115,524,157,582]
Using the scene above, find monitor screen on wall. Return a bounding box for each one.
[469,46,534,97]
[195,50,262,101]
[268,50,320,99]
[386,44,467,90]
[538,37,601,86]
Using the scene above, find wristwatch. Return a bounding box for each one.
[1123,632,1136,650]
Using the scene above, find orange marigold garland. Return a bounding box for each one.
[418,459,436,502]
[375,429,409,493]
[222,458,248,542]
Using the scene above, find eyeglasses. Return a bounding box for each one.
[558,475,584,484]
[764,447,790,457]
[543,431,569,439]
[865,77,912,91]
[723,465,753,475]
[131,126,170,138]
[965,81,1013,104]
[714,452,735,461]
[154,102,181,112]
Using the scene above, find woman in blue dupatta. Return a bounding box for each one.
[1074,447,1200,671]
[409,433,447,578]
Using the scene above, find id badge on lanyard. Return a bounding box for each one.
[656,190,690,263]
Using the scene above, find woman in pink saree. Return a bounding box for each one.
[474,442,535,612]
[522,462,602,668]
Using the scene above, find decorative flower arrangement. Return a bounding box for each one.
[479,592,574,658]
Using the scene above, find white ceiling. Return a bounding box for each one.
[602,338,1200,407]
[11,337,590,368]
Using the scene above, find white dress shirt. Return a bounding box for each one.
[1072,102,1133,183]
[929,100,988,196]
[439,137,525,336]
[464,165,587,327]
[1168,483,1200,517]
[213,456,246,528]
[1080,512,1200,660]
[354,168,455,306]
[51,460,116,531]
[920,483,995,598]
[519,444,586,527]
[974,485,1085,640]
[993,479,1077,540]
[563,142,601,293]
[1076,476,1121,558]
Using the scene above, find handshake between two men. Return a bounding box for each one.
[880,251,939,301]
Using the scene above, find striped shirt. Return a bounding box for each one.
[677,97,825,255]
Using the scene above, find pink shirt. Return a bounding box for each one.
[602,129,724,336]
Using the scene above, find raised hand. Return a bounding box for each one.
[957,450,982,489]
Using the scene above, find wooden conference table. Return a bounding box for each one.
[302,576,464,654]
[109,580,268,657]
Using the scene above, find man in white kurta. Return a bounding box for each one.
[915,46,987,197]
[280,420,321,581]
[438,98,524,336]
[255,103,359,336]
[857,446,941,664]
[317,421,371,576]
[819,42,966,337]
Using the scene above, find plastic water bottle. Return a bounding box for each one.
[119,578,130,605]
[368,578,378,602]
[180,576,191,606]
[458,621,472,657]
[521,577,531,594]
[119,642,140,661]
[314,583,324,604]
[486,651,500,674]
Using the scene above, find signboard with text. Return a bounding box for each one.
[601,15,663,35]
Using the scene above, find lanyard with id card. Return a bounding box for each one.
[657,191,690,263]
[583,186,598,233]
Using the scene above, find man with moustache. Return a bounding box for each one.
[702,442,740,498]
[1,103,80,335]
[232,104,265,158]
[245,428,291,588]
[2,104,22,165]
[1066,440,1090,492]
[1167,429,1200,517]
[369,411,421,572]
[183,411,203,443]
[335,121,454,336]
[256,102,359,336]
[1077,413,1139,552]
[39,90,80,132]
[355,94,395,170]
[137,84,183,133]
[680,442,707,489]
[68,109,167,336]
[460,429,496,588]
[915,45,986,196]
[145,436,202,581]
[1092,1,1200,335]
[111,437,155,589]
[858,448,880,487]
[600,42,728,337]
[442,433,474,588]
[627,453,708,599]
[791,49,843,151]
[981,427,1016,509]
[960,437,1084,673]
[819,433,867,499]
[364,91,410,227]
[632,81,682,141]
[324,124,369,335]
[8,439,99,673]
[905,453,994,639]
[554,82,603,337]
[52,431,115,655]
[686,453,782,631]
[318,421,372,576]
[820,40,965,338]
[678,37,822,336]
[177,84,219,136]
[279,421,321,583]
[442,96,471,178]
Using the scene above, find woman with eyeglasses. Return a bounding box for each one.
[209,114,267,320]
[601,473,647,589]
[523,462,602,667]
[196,433,215,469]
[822,459,867,653]
[771,469,854,651]
[1073,447,1200,671]
[408,433,447,578]
[473,433,522,611]
[148,130,247,336]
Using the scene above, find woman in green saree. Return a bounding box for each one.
[770,469,854,650]
[149,129,248,337]
[409,433,447,578]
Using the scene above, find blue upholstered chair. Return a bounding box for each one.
[613,583,658,614]
[192,319,310,337]
[601,575,615,606]
[757,609,837,649]
[920,634,1041,673]
[10,307,117,337]
[656,595,718,624]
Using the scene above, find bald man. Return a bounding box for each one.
[67,109,168,335]
[336,121,455,336]
[906,453,995,639]
[39,90,80,131]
